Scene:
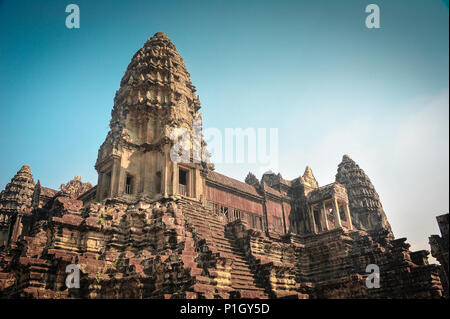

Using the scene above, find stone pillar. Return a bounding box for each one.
[195,168,202,201]
[262,196,270,236]
[344,203,353,230]
[110,159,119,197]
[143,152,152,194]
[108,157,121,197]
[173,162,179,196]
[189,167,194,198]
[309,204,318,234]
[281,199,287,235]
[161,146,169,197]
[321,201,329,231]
[332,199,342,228]
[200,169,207,205]
[117,166,126,195]
[138,152,145,194]
[167,160,175,196]
[96,173,105,201]
[172,162,178,196]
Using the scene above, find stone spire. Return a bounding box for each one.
[111,32,202,129]
[59,176,92,199]
[245,172,259,187]
[0,165,35,212]
[300,166,318,190]
[335,155,393,237]
[95,32,208,201]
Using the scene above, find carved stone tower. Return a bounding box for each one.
[299,166,319,194]
[335,155,393,237]
[0,165,35,247]
[289,166,320,234]
[95,32,208,202]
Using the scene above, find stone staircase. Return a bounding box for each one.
[176,197,268,298]
[224,229,268,298]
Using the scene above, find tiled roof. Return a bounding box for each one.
[40,187,58,198]
[206,171,260,197]
[264,185,282,197]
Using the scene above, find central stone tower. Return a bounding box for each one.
[95,32,208,202]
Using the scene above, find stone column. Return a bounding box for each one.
[173,162,179,196]
[110,159,119,197]
[117,166,126,195]
[167,160,175,196]
[309,204,318,234]
[195,168,202,201]
[161,146,169,197]
[138,152,145,194]
[188,167,194,198]
[332,199,343,228]
[321,201,329,231]
[344,204,353,230]
[96,173,105,201]
[281,199,287,235]
[143,152,152,194]
[200,168,207,205]
[262,193,270,237]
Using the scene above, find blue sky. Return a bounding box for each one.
[0,0,448,254]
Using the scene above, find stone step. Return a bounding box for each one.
[178,200,269,298]
[231,258,249,266]
[231,274,256,283]
[231,283,265,291]
[185,219,225,231]
[184,221,225,234]
[231,268,254,276]
[231,267,253,275]
[231,277,257,284]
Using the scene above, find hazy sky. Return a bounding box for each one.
[0,0,448,256]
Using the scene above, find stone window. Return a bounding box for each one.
[209,202,220,216]
[339,206,346,221]
[314,209,322,232]
[125,174,134,194]
[273,216,283,233]
[247,213,263,230]
[179,168,188,196]
[221,206,229,219]
[230,208,242,221]
[207,201,217,214]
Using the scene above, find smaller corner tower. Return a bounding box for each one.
[0,165,35,247]
[335,154,393,237]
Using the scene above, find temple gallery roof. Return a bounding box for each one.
[206,171,286,199]
[206,171,260,197]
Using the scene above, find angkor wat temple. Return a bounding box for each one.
[0,32,447,299]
